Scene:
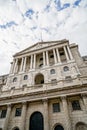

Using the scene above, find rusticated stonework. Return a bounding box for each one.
[0,39,87,130]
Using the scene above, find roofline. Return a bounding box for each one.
[13,39,69,57]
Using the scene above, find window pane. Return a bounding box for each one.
[0,109,7,118]
[72,100,81,110]
[50,69,55,74]
[24,75,28,80]
[64,66,69,71]
[53,103,60,112]
[15,108,21,117]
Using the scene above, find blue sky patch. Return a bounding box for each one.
[73,0,82,7]
[0,21,17,29]
[25,9,34,19]
[54,0,70,11]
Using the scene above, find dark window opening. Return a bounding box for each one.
[39,64,43,68]
[51,79,57,85]
[72,100,81,110]
[50,55,54,58]
[53,103,60,112]
[54,125,64,130]
[40,58,43,61]
[60,51,64,56]
[15,108,21,117]
[13,77,17,82]
[24,75,28,80]
[0,109,7,118]
[50,69,55,74]
[65,76,72,83]
[63,66,69,71]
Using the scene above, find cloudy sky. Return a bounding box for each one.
[0,0,87,75]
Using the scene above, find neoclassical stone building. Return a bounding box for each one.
[0,39,87,130]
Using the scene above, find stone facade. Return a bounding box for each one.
[0,39,87,130]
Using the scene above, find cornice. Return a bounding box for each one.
[0,84,87,106]
[13,39,69,57]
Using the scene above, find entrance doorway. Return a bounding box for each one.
[30,112,44,130]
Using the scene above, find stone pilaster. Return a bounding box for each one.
[21,102,27,130]
[3,104,11,130]
[61,96,72,130]
[43,99,49,130]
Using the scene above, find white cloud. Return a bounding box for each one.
[0,0,87,75]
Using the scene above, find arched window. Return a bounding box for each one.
[63,66,69,72]
[50,69,55,74]
[35,73,44,85]
[54,125,64,130]
[13,77,17,82]
[14,128,19,130]
[76,122,87,130]
[24,75,28,80]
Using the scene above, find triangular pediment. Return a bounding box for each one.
[14,39,68,56]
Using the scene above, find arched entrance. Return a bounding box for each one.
[35,73,44,85]
[76,122,87,130]
[54,125,64,130]
[29,112,44,130]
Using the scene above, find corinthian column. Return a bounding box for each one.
[10,62,13,74]
[21,102,27,130]
[20,57,24,72]
[63,46,69,61]
[43,51,46,66]
[33,54,36,69]
[46,51,49,66]
[56,48,61,63]
[3,104,11,130]
[30,55,33,69]
[23,57,27,71]
[53,49,57,64]
[67,45,73,60]
[14,58,18,73]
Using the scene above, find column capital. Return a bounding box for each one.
[22,101,27,105]
[7,103,11,108]
[42,98,48,103]
[61,96,67,100]
[81,93,87,98]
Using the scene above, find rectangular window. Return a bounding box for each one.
[72,100,81,110]
[0,109,7,118]
[53,103,60,112]
[51,79,57,85]
[15,108,22,117]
